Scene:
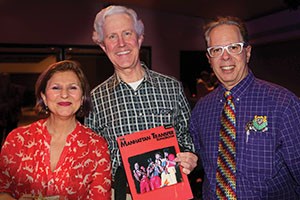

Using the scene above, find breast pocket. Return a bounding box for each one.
[244,131,274,178]
[146,108,175,126]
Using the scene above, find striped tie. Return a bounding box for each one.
[216,91,237,199]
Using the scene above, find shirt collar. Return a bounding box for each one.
[219,69,255,100]
[109,62,158,89]
[141,63,159,87]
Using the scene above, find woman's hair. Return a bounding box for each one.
[203,16,249,47]
[35,60,92,118]
[92,5,144,43]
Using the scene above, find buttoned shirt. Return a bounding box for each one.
[0,119,112,199]
[85,64,195,177]
[190,71,300,199]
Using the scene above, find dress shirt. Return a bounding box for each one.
[190,71,300,199]
[85,64,195,177]
[0,119,111,199]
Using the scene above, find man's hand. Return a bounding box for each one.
[175,152,198,174]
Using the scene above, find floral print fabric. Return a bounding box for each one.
[0,119,111,199]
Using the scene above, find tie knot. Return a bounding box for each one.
[224,91,232,99]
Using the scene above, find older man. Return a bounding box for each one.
[190,16,300,199]
[85,5,198,199]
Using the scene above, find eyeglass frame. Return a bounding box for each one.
[206,42,247,58]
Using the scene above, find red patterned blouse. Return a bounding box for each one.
[0,119,111,199]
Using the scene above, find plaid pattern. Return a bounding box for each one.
[85,64,194,177]
[216,91,237,199]
[190,71,300,199]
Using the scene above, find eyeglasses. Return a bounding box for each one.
[207,42,246,58]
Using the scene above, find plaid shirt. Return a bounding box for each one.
[190,71,300,199]
[85,64,195,177]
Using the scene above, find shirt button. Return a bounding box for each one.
[134,92,138,95]
[139,112,143,116]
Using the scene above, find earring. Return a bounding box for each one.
[45,106,49,115]
[79,105,83,114]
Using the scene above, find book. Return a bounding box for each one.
[117,125,194,200]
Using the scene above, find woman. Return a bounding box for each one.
[0,60,112,199]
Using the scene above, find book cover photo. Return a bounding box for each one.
[117,126,193,200]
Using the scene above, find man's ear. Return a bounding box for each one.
[206,53,211,64]
[99,42,107,53]
[246,45,252,63]
[138,35,144,49]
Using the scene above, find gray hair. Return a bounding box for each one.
[203,16,249,47]
[92,5,145,43]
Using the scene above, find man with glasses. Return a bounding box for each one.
[189,16,300,199]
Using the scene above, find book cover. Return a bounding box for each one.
[117,126,194,200]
